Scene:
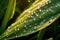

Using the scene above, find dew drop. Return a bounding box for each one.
[33,11,36,13]
[31,13,34,15]
[24,25,27,27]
[49,9,54,13]
[37,6,40,9]
[34,23,37,26]
[15,28,17,31]
[43,13,45,14]
[17,28,19,31]
[4,39,7,40]
[39,16,42,18]
[40,21,44,25]
[39,9,42,12]
[34,26,37,29]
[49,1,51,3]
[55,5,58,7]
[28,16,30,18]
[16,35,18,37]
[28,0,31,2]
[8,29,10,32]
[23,30,26,32]
[33,18,36,21]
[49,19,53,23]
[50,19,53,21]
[35,13,39,17]
[11,24,14,26]
[30,30,32,32]
[16,25,19,27]
[29,25,31,27]
[31,16,34,18]
[24,20,27,22]
[6,35,8,37]
[28,10,31,13]
[25,27,28,29]
[8,27,10,29]
[43,19,46,22]
[46,10,49,12]
[46,2,49,4]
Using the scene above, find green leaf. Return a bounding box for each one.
[37,29,46,40]
[0,0,16,34]
[0,0,60,39]
[0,0,8,25]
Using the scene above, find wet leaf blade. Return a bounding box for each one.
[0,0,16,34]
[0,0,60,39]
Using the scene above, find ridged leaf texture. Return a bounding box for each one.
[0,0,60,40]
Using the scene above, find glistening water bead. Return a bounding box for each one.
[1,0,60,39]
[34,25,37,29]
[23,30,26,33]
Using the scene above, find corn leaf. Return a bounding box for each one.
[0,0,60,40]
[0,0,16,35]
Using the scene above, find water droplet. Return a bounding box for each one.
[28,16,30,18]
[11,24,14,26]
[39,16,42,18]
[23,30,26,32]
[35,13,38,17]
[30,30,32,32]
[28,0,31,2]
[49,1,51,3]
[16,35,18,37]
[43,19,46,22]
[33,18,36,21]
[6,35,8,37]
[39,9,41,12]
[8,27,10,29]
[34,26,37,29]
[31,16,34,18]
[49,19,53,23]
[31,13,34,15]
[40,21,44,25]
[17,28,19,31]
[28,11,31,13]
[46,2,49,4]
[16,25,19,27]
[37,6,40,9]
[24,20,27,22]
[34,23,37,26]
[15,28,17,31]
[8,29,10,32]
[55,5,58,7]
[24,25,27,27]
[29,25,31,27]
[46,10,49,12]
[50,19,53,21]
[43,12,45,14]
[26,27,28,29]
[49,9,54,13]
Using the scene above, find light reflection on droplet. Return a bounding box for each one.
[17,28,19,31]
[34,26,37,29]
[23,30,26,32]
[40,21,44,25]
[29,25,31,27]
[33,18,36,21]
[24,25,27,27]
[4,39,7,40]
[39,9,41,12]
[49,1,51,3]
[35,13,38,17]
